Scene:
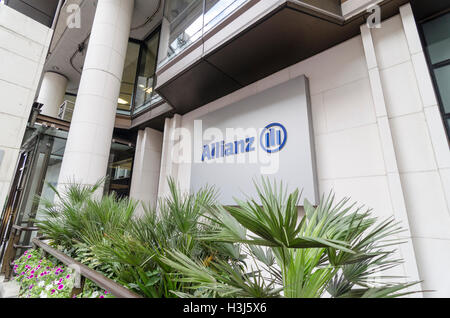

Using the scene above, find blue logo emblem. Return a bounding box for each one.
[260,123,287,153]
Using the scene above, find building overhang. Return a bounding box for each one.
[3,0,60,27]
[155,0,410,116]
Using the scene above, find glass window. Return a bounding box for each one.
[104,142,135,199]
[422,13,450,65]
[159,0,249,65]
[59,93,76,122]
[422,12,450,141]
[447,118,450,137]
[434,65,450,114]
[134,31,161,114]
[204,0,247,33]
[163,0,204,62]
[117,42,140,114]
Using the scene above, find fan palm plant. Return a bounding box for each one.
[36,180,137,249]
[162,178,420,298]
[88,178,246,297]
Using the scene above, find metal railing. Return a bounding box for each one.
[31,237,142,298]
[1,225,39,281]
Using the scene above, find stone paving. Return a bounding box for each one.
[0,275,19,298]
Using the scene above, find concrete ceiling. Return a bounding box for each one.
[43,0,164,94]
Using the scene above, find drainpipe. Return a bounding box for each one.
[51,0,66,30]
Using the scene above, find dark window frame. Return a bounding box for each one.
[418,10,450,145]
[130,25,162,117]
[61,27,163,118]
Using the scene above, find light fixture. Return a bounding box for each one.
[118,98,129,105]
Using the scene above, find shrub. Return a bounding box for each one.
[31,178,420,298]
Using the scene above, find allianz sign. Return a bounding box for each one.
[201,123,288,162]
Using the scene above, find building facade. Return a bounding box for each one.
[0,0,449,297]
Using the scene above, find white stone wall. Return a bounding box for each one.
[130,127,163,215]
[158,6,450,296]
[371,6,450,297]
[0,4,53,210]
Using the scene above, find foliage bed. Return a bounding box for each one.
[19,178,420,298]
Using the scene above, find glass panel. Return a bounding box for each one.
[64,94,76,104]
[434,64,450,114]
[159,0,249,66]
[163,0,204,62]
[38,137,67,213]
[423,12,450,65]
[447,118,450,137]
[134,31,161,114]
[117,42,140,114]
[104,142,135,199]
[19,131,67,252]
[59,94,76,121]
[204,0,247,33]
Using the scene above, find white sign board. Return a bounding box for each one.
[190,75,318,205]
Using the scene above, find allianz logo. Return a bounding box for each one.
[201,123,287,162]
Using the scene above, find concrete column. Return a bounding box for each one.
[58,0,135,191]
[37,72,68,118]
[129,128,163,216]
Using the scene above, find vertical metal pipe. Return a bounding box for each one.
[51,0,66,30]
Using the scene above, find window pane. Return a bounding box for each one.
[447,118,450,137]
[118,42,140,113]
[434,64,450,114]
[134,31,161,113]
[104,142,135,199]
[162,0,204,62]
[423,12,450,65]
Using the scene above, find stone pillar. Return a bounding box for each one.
[37,72,68,118]
[158,114,182,198]
[57,0,135,191]
[129,128,163,216]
